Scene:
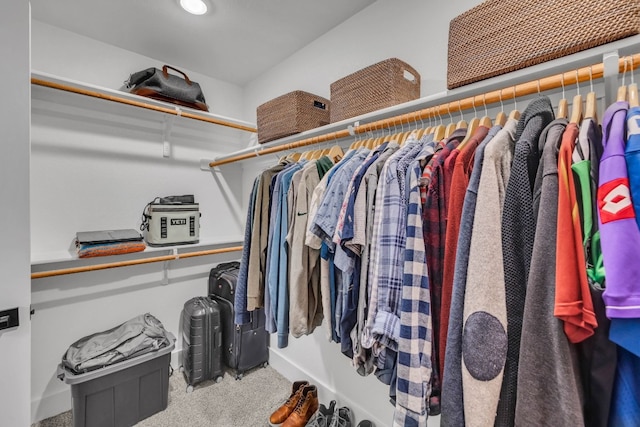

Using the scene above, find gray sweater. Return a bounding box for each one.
[440,125,502,427]
[514,118,585,425]
[461,119,517,427]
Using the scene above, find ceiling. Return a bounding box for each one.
[30,0,377,86]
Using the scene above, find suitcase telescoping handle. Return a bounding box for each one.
[162,65,192,85]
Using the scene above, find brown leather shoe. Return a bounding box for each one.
[281,385,319,427]
[269,381,309,426]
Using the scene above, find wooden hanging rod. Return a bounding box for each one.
[31,245,243,279]
[209,53,640,168]
[31,77,257,133]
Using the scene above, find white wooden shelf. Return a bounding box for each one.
[31,236,243,267]
[208,34,640,166]
[31,70,256,135]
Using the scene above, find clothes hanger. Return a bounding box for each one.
[508,86,520,121]
[570,70,583,125]
[459,97,480,148]
[618,57,629,102]
[495,90,507,127]
[557,73,568,119]
[584,66,598,124]
[432,106,446,141]
[630,56,639,108]
[455,101,468,131]
[479,94,492,128]
[444,104,457,138]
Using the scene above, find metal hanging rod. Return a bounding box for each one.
[209,52,640,168]
[31,76,257,133]
[31,245,243,279]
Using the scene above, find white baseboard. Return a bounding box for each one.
[31,388,70,425]
[268,348,391,427]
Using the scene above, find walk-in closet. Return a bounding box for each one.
[2,1,640,426]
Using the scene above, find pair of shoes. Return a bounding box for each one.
[328,405,353,427]
[356,421,374,427]
[269,380,319,427]
[305,400,336,427]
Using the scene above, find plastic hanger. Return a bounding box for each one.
[584,67,598,124]
[570,70,583,125]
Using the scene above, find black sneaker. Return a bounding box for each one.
[305,400,336,427]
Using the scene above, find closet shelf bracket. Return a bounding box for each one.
[603,51,621,107]
[162,113,179,158]
[161,248,178,285]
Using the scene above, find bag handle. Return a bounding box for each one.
[162,65,192,86]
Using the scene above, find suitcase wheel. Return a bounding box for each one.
[215,376,223,384]
[235,373,243,381]
[186,385,194,394]
[263,362,269,368]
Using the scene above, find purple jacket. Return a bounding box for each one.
[598,101,640,318]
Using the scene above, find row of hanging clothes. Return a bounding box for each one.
[233,69,640,426]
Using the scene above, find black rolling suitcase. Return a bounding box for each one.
[181,296,224,392]
[209,262,269,380]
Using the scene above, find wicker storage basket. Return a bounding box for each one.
[257,91,330,144]
[447,0,640,89]
[330,58,420,123]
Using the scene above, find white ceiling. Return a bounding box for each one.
[30,0,377,86]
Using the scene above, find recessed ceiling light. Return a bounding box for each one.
[180,0,208,15]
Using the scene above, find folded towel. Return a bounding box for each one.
[76,240,146,258]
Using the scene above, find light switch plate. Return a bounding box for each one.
[0,307,19,330]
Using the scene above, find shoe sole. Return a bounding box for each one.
[268,422,284,427]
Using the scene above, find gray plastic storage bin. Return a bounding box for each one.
[57,332,175,427]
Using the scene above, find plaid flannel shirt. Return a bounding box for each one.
[362,143,416,353]
[423,130,465,411]
[394,161,433,427]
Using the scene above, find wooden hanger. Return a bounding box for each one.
[570,70,583,124]
[556,74,568,119]
[506,86,520,121]
[494,90,507,126]
[630,55,639,108]
[584,67,598,124]
[458,98,480,148]
[327,144,344,163]
[585,92,598,123]
[630,83,639,108]
[443,103,457,138]
[455,102,468,131]
[570,93,583,124]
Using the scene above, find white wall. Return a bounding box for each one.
[32,20,248,122]
[243,0,485,123]
[239,1,486,425]
[0,2,32,426]
[29,21,250,423]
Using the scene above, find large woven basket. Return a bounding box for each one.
[330,58,420,123]
[448,0,640,89]
[257,91,330,144]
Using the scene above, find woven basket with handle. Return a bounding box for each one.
[448,0,640,89]
[330,58,421,123]
[257,91,330,144]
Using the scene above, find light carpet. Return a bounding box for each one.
[33,365,292,427]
